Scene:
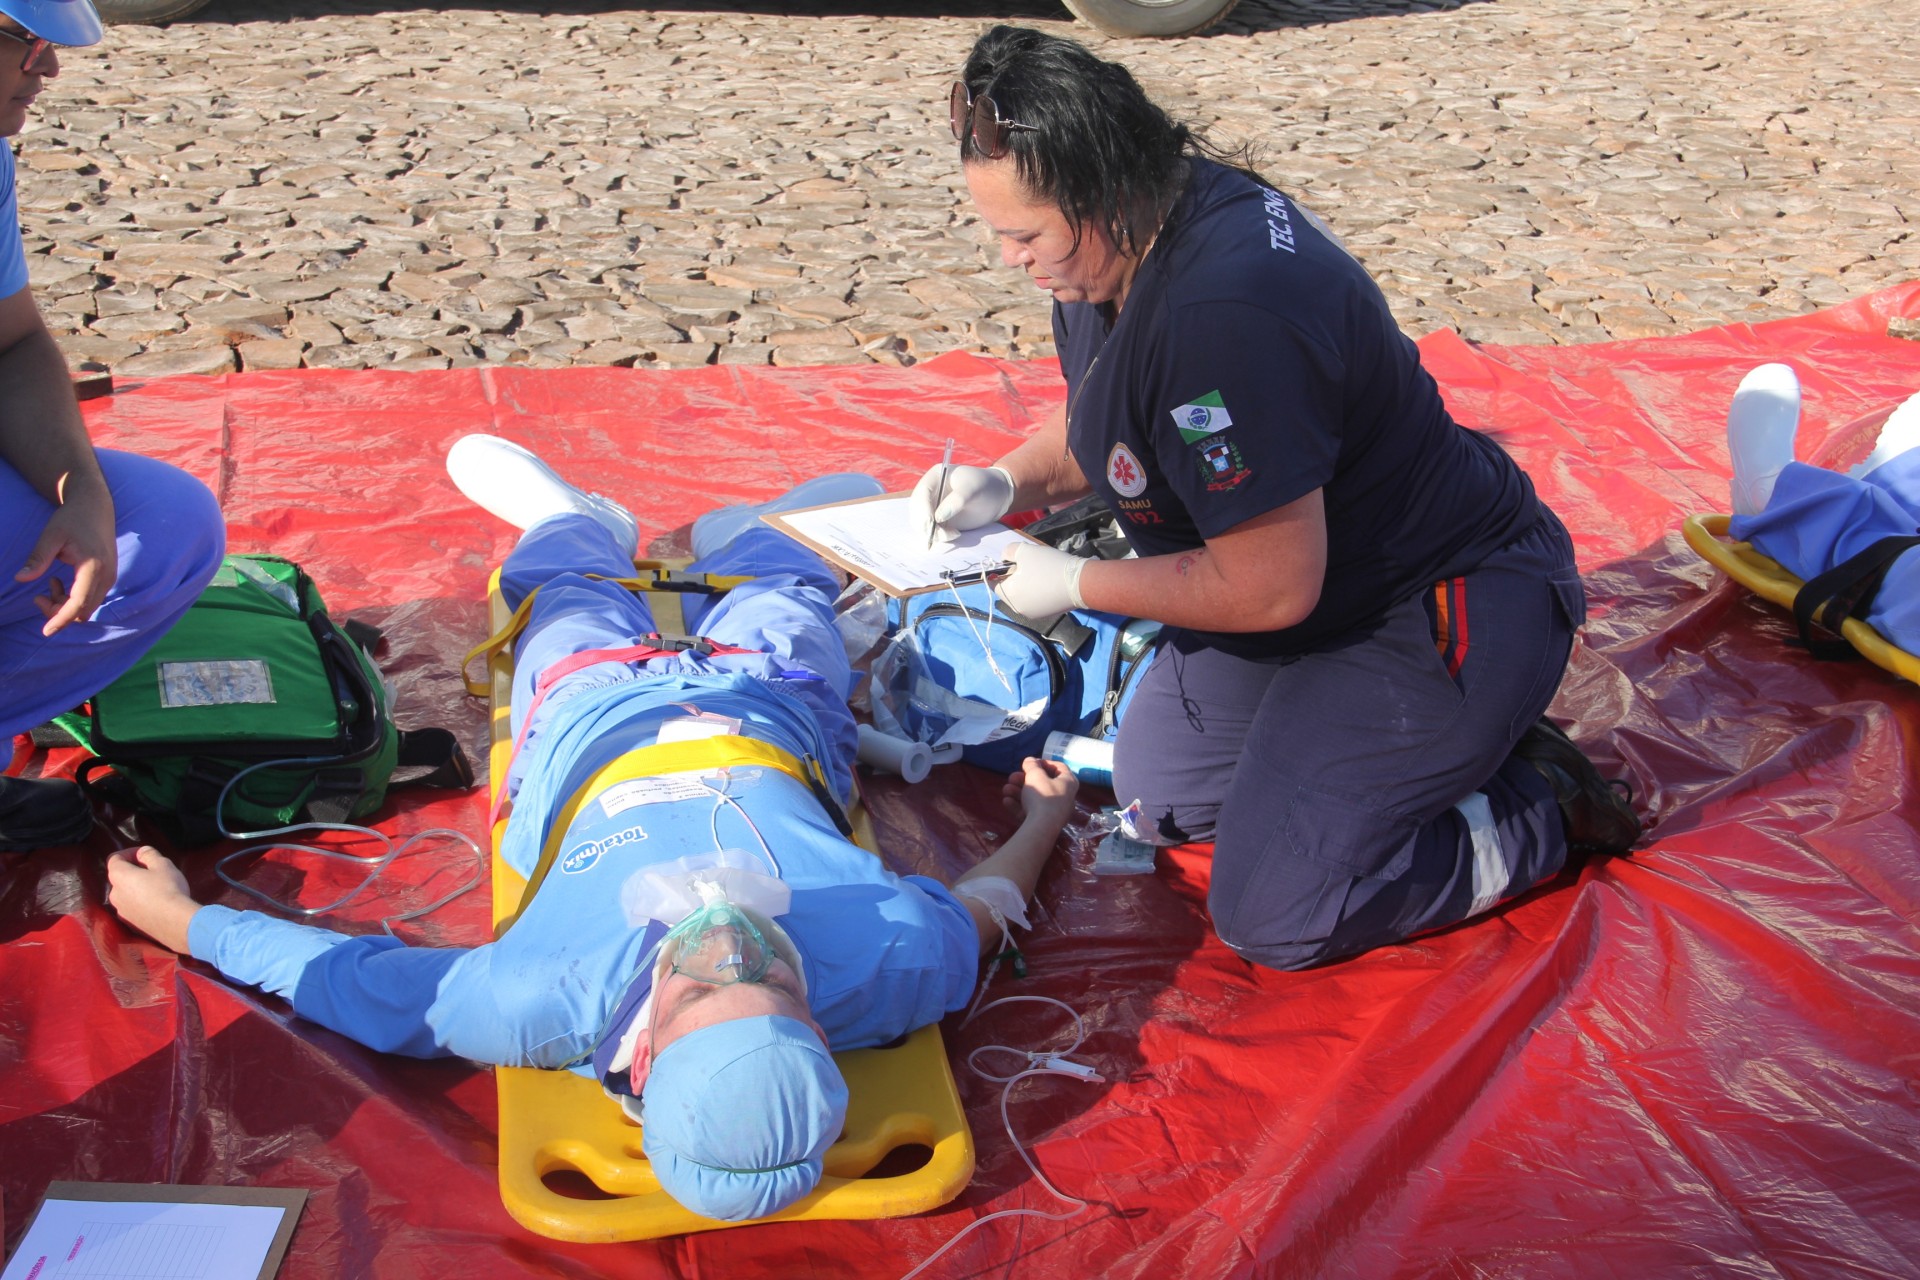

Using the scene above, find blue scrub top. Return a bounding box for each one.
[189,675,981,1072]
[0,150,27,298]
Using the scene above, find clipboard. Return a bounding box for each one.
[4,1183,306,1280]
[761,492,1042,598]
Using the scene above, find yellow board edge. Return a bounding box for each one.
[1682,513,1920,684]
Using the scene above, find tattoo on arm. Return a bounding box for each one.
[1175,550,1207,577]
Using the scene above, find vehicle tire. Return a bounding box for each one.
[1061,0,1241,37]
[94,0,212,24]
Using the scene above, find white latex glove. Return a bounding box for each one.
[909,463,1016,544]
[993,540,1088,618]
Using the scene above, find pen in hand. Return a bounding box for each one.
[928,437,954,550]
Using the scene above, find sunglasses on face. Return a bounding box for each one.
[949,81,1037,160]
[0,26,52,73]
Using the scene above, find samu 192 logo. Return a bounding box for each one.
[1107,442,1150,498]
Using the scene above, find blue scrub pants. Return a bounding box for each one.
[1728,451,1920,650]
[497,515,858,801]
[1112,510,1584,971]
[1,450,224,738]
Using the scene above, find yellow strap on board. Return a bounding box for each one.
[461,565,755,698]
[497,735,821,935]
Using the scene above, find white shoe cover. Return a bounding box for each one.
[446,434,638,559]
[1727,363,1801,516]
[1849,388,1920,481]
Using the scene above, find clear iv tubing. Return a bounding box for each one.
[697,769,781,880]
[944,576,1015,697]
[551,769,786,1074]
[212,753,484,938]
[897,993,1100,1280]
[658,700,785,880]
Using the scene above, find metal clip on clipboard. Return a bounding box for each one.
[939,561,1015,588]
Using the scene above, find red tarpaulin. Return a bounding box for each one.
[5,284,1919,1278]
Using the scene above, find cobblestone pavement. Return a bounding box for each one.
[16,0,1920,376]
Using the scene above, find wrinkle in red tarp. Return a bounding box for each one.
[4,285,1919,1278]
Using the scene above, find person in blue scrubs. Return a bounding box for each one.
[1726,364,1920,650]
[0,0,224,850]
[105,436,1078,1222]
[913,27,1638,973]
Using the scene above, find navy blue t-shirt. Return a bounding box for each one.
[1056,159,1540,659]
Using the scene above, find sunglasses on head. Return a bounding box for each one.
[949,81,1037,160]
[0,25,52,73]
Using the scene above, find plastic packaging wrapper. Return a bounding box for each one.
[5,283,1920,1277]
[869,625,1046,752]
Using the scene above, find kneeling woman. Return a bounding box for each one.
[915,25,1639,971]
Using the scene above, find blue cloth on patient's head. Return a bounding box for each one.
[641,1014,849,1221]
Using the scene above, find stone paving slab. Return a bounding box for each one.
[14,0,1920,373]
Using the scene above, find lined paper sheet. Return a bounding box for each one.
[766,494,1037,596]
[3,1186,304,1280]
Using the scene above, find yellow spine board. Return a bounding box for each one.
[483,567,974,1242]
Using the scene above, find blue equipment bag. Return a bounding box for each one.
[886,585,1159,774]
[1088,612,1160,741]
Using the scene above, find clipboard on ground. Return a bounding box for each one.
[3,1183,306,1280]
[762,492,1043,597]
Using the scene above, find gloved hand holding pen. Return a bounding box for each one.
[909,461,1016,545]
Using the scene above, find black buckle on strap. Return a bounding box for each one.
[645,633,715,657]
[649,571,723,594]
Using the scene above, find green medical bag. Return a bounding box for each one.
[58,554,469,845]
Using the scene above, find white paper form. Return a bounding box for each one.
[3,1187,303,1280]
[766,495,1036,596]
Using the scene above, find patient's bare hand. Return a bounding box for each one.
[1003,756,1079,831]
[106,846,199,953]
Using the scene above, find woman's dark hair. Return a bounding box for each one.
[958,25,1266,256]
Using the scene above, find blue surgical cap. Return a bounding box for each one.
[641,1014,848,1221]
[3,0,102,47]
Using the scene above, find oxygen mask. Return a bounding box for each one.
[660,900,776,987]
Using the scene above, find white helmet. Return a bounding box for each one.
[2,0,102,48]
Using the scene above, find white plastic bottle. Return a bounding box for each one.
[1042,730,1114,789]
